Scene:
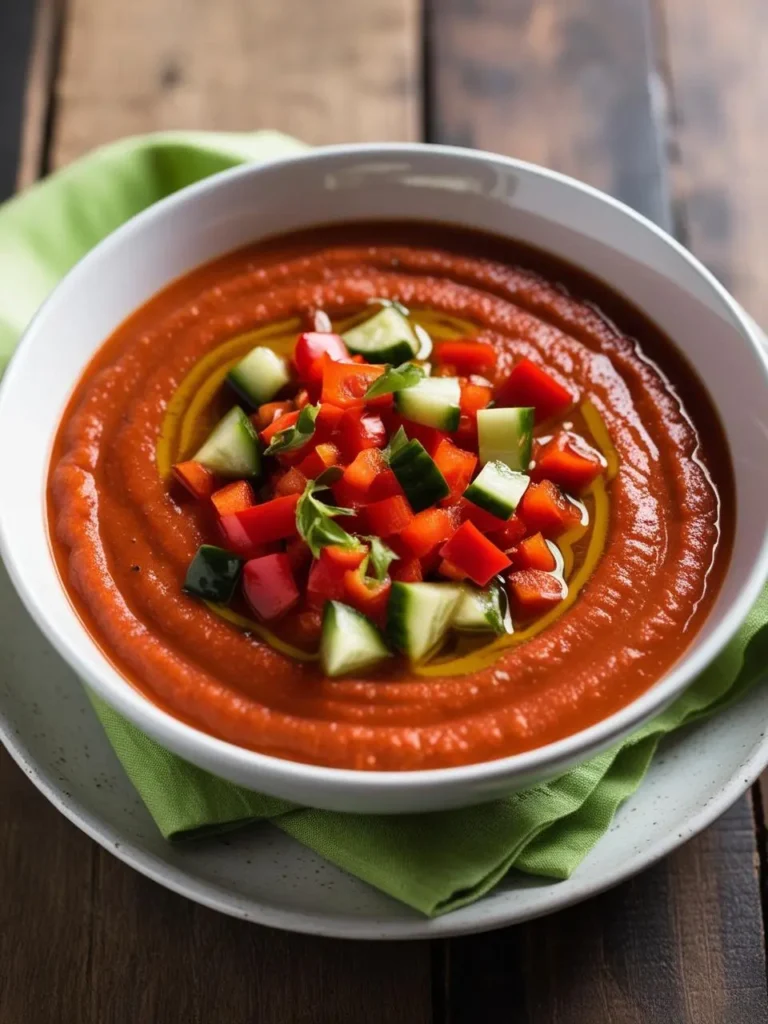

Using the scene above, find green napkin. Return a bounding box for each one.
[3,130,767,917]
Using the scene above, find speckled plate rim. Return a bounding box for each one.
[0,314,765,941]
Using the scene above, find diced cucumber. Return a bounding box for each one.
[477,406,535,470]
[452,580,512,635]
[386,582,462,661]
[183,545,243,603]
[395,376,461,430]
[193,406,261,479]
[463,460,529,520]
[389,439,450,512]
[342,307,419,364]
[227,346,291,407]
[320,601,392,677]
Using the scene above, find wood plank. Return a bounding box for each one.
[3,2,431,1023]
[426,0,671,228]
[16,0,64,189]
[427,0,768,1019]
[52,0,420,167]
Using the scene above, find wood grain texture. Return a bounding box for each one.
[426,0,671,228]
[443,798,768,1024]
[51,0,420,167]
[15,0,64,189]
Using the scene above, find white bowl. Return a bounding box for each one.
[1,143,767,814]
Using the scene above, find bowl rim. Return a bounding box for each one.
[2,140,768,796]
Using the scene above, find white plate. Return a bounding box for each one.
[1,547,767,940]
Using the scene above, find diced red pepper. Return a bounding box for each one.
[368,468,404,502]
[307,545,367,605]
[509,532,557,572]
[366,495,414,537]
[220,494,300,552]
[342,448,388,494]
[338,408,387,460]
[456,497,509,534]
[253,400,294,432]
[243,553,300,621]
[331,476,370,511]
[490,513,527,550]
[292,605,324,643]
[313,403,346,445]
[172,460,216,501]
[459,380,494,418]
[439,520,511,587]
[321,360,385,408]
[519,480,582,538]
[210,480,255,516]
[453,414,478,449]
[420,547,443,577]
[495,358,572,422]
[434,340,497,375]
[507,569,565,618]
[437,558,467,582]
[285,536,313,578]
[392,417,448,456]
[343,568,392,626]
[260,409,299,444]
[398,508,456,558]
[294,332,350,381]
[390,556,423,583]
[274,466,308,496]
[532,431,605,493]
[433,439,477,497]
[297,442,341,479]
[295,389,311,409]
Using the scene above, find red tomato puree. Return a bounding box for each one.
[49,224,734,770]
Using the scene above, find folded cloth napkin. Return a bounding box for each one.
[3,130,767,917]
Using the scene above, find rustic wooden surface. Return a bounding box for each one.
[1,0,767,1021]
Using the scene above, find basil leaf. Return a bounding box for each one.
[367,296,410,317]
[264,404,319,456]
[296,480,358,558]
[364,362,424,400]
[383,425,409,462]
[363,536,399,582]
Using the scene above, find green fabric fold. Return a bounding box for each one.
[3,130,766,917]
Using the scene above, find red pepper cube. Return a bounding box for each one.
[390,556,423,583]
[253,400,295,432]
[210,480,256,517]
[339,408,387,460]
[398,508,456,559]
[395,419,448,457]
[433,439,477,497]
[313,403,346,445]
[243,553,300,621]
[293,332,350,381]
[297,442,342,479]
[457,497,509,533]
[519,480,582,538]
[532,430,605,493]
[172,460,216,501]
[434,340,497,376]
[368,468,404,502]
[285,536,313,578]
[366,495,414,537]
[259,409,300,445]
[307,545,367,605]
[274,466,308,496]
[321,361,385,408]
[495,358,572,422]
[507,569,565,618]
[219,494,300,551]
[509,532,557,572]
[343,569,392,626]
[342,448,388,495]
[459,380,494,418]
[437,558,467,582]
[439,520,511,587]
[489,513,527,550]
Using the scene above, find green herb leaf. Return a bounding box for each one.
[364,361,424,400]
[363,536,399,582]
[382,425,409,462]
[367,296,410,317]
[264,404,319,456]
[296,480,358,558]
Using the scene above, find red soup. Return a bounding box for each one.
[49,223,734,770]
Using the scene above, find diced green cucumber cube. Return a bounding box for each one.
[386,582,463,661]
[463,460,529,520]
[395,376,461,431]
[477,406,535,470]
[452,580,512,634]
[183,545,243,603]
[389,439,450,512]
[228,346,291,407]
[320,601,392,677]
[342,307,419,364]
[193,406,261,479]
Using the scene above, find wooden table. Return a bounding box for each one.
[2,1,768,1020]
